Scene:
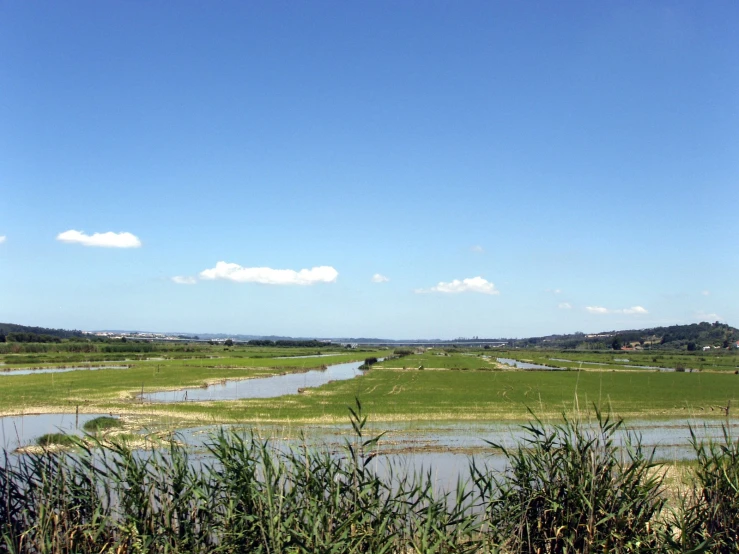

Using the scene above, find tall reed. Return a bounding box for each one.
[1,402,737,553]
[664,421,739,553]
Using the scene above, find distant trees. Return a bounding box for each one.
[224,339,234,347]
[5,332,62,343]
[611,336,622,351]
[0,323,83,340]
[247,339,326,348]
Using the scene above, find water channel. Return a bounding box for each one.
[496,358,561,370]
[141,360,368,402]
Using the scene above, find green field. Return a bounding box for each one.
[1,345,738,428]
[163,367,739,423]
[494,349,739,372]
[0,349,390,416]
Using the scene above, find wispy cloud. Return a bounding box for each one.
[172,276,197,285]
[621,306,648,314]
[701,290,710,296]
[470,245,484,253]
[57,230,142,248]
[586,305,648,315]
[0,236,5,244]
[372,273,390,283]
[558,302,572,309]
[199,262,338,285]
[694,311,723,322]
[416,276,499,295]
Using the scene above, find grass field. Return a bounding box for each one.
[167,367,739,423]
[0,350,390,416]
[377,349,739,372]
[494,349,739,372]
[0,345,354,368]
[1,346,737,427]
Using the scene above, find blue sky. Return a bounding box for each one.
[1,1,737,338]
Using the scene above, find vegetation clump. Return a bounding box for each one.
[82,416,122,433]
[358,356,379,370]
[35,433,76,447]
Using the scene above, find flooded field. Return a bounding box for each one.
[166,417,738,464]
[2,408,736,494]
[0,365,129,376]
[274,353,341,359]
[496,357,560,370]
[548,358,696,371]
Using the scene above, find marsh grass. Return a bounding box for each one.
[2,402,739,553]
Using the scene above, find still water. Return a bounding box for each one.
[141,360,367,402]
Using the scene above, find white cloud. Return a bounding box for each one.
[470,245,484,253]
[0,236,5,244]
[701,290,710,296]
[558,302,572,309]
[199,261,338,285]
[586,305,648,315]
[416,276,499,295]
[57,229,142,248]
[372,273,390,283]
[172,276,197,285]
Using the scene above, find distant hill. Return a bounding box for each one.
[1,321,736,350]
[0,322,85,342]
[516,322,739,350]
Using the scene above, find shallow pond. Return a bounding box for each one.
[4,413,737,493]
[141,360,367,402]
[274,354,342,359]
[0,413,118,450]
[0,365,129,376]
[168,417,739,464]
[496,358,562,370]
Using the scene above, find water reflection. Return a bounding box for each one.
[0,413,117,450]
[142,360,367,402]
[0,365,129,376]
